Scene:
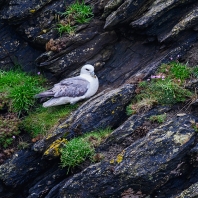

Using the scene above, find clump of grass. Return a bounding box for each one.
[63,1,93,24]
[60,138,94,172]
[56,1,93,35]
[149,113,167,124]
[0,69,45,115]
[159,62,191,81]
[127,62,193,115]
[60,128,112,172]
[56,23,75,36]
[21,104,78,138]
[192,66,198,78]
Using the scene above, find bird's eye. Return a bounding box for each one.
[86,68,89,71]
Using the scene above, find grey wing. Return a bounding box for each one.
[53,77,90,98]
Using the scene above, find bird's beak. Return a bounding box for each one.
[90,71,96,78]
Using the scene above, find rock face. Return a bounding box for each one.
[59,115,197,197]
[1,0,198,197]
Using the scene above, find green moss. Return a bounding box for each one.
[60,128,112,172]
[149,113,167,124]
[127,62,194,115]
[56,1,93,36]
[159,62,191,81]
[0,69,45,114]
[21,104,78,137]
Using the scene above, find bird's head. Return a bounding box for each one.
[81,64,96,78]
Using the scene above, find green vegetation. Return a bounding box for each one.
[60,128,112,172]
[159,62,191,81]
[56,23,75,36]
[127,62,194,115]
[192,66,198,78]
[0,69,45,114]
[0,68,78,148]
[21,104,78,137]
[149,113,167,124]
[56,1,93,35]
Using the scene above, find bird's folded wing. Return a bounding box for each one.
[53,77,90,98]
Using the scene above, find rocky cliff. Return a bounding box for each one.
[1,0,198,197]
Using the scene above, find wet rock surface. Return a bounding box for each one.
[59,115,198,197]
[1,0,198,197]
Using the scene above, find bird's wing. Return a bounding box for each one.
[53,76,90,98]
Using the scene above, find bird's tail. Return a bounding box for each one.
[42,98,62,107]
[34,91,53,98]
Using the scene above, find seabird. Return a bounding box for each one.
[35,64,99,107]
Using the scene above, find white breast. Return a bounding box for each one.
[80,74,99,98]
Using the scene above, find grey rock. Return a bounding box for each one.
[104,0,155,29]
[59,115,198,197]
[0,150,49,188]
[174,182,198,198]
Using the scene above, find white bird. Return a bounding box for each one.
[35,64,99,107]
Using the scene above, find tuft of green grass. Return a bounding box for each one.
[158,62,191,81]
[149,78,192,104]
[0,69,45,114]
[63,1,93,23]
[60,128,112,172]
[56,23,75,36]
[60,138,94,173]
[21,104,78,138]
[127,62,194,115]
[149,113,167,124]
[192,66,198,78]
[56,1,93,36]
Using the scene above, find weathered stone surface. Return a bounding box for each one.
[27,164,68,198]
[33,84,136,157]
[102,0,124,19]
[0,0,53,24]
[0,150,50,188]
[0,20,42,72]
[99,106,171,150]
[104,0,155,29]
[1,0,198,197]
[59,115,198,197]
[175,182,198,197]
[15,0,72,47]
[36,19,117,76]
[97,34,196,90]
[159,5,198,42]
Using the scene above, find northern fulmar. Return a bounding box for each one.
[35,64,99,107]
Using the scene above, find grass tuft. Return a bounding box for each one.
[21,104,78,138]
[56,1,93,36]
[127,62,194,115]
[0,69,45,115]
[149,113,167,124]
[60,128,112,172]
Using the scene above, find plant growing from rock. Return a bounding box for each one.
[159,62,191,81]
[127,62,193,115]
[60,128,112,172]
[149,113,167,124]
[192,66,198,78]
[0,68,45,115]
[21,104,78,138]
[56,1,93,36]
